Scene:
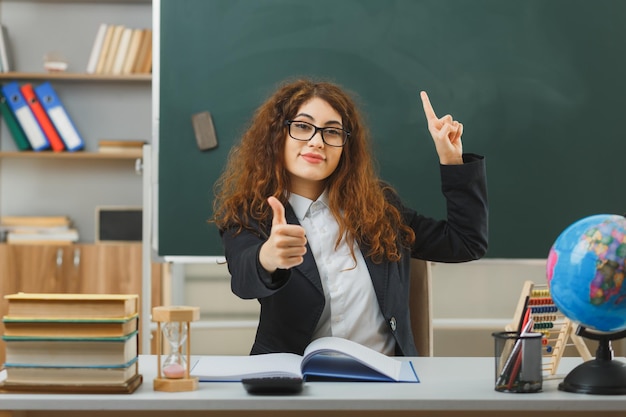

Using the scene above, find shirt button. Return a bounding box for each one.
[389,317,397,331]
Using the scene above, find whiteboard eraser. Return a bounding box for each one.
[191,111,218,151]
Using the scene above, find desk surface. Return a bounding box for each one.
[1,356,625,415]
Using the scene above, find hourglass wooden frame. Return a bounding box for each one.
[152,306,200,392]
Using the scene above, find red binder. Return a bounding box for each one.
[20,83,65,152]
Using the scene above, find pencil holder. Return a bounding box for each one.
[493,331,542,393]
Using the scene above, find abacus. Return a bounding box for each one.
[507,280,592,377]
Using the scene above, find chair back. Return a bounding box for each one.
[409,259,433,357]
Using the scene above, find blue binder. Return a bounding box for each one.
[1,82,50,151]
[34,82,84,151]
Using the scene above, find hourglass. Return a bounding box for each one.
[152,306,199,392]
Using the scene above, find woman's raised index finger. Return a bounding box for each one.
[420,91,438,121]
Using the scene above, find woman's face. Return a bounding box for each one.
[283,97,344,200]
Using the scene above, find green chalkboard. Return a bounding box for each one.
[159,0,626,258]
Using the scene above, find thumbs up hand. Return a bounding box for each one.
[259,196,307,273]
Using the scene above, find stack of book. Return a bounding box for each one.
[0,215,79,245]
[0,81,85,153]
[0,293,142,393]
[86,23,152,75]
[98,139,146,156]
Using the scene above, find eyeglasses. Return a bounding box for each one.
[285,120,350,147]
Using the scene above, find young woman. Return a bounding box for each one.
[213,78,488,356]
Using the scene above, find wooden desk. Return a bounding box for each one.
[1,356,626,417]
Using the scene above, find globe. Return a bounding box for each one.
[546,214,626,333]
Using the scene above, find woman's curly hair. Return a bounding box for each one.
[212,78,415,263]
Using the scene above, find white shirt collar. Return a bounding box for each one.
[288,190,330,221]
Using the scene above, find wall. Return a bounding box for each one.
[176,258,614,358]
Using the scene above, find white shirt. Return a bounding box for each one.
[288,191,394,355]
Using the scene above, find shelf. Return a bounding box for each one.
[0,151,143,160]
[0,72,151,82]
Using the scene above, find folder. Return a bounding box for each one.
[1,82,50,151]
[0,90,30,150]
[20,83,65,152]
[34,82,84,152]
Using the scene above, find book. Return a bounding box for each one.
[99,139,146,147]
[111,27,132,75]
[139,35,152,73]
[1,224,70,234]
[3,331,138,367]
[3,315,138,338]
[95,24,115,74]
[4,293,139,319]
[0,215,70,228]
[34,82,85,151]
[190,336,419,383]
[1,82,50,151]
[97,147,143,155]
[132,29,150,73]
[0,373,143,394]
[122,28,143,74]
[20,83,65,152]
[98,139,145,154]
[6,228,79,244]
[134,29,152,74]
[102,25,124,74]
[0,90,30,150]
[3,358,138,385]
[0,24,10,72]
[86,23,108,74]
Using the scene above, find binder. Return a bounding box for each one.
[1,82,50,151]
[20,83,65,152]
[34,82,84,152]
[0,90,30,150]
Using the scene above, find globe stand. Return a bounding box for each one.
[559,326,626,395]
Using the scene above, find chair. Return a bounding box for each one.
[409,259,434,357]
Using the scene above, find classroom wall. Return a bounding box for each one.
[174,259,590,357]
[179,259,622,358]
